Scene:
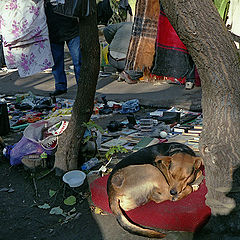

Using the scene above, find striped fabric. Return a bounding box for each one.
[125,0,160,71]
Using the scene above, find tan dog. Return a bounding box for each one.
[108,152,202,238]
[155,153,202,201]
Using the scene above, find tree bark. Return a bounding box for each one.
[54,0,100,174]
[160,0,240,235]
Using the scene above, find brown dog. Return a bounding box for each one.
[108,152,202,238]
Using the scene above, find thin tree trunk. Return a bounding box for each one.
[160,0,240,235]
[54,0,100,174]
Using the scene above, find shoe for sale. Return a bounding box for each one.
[50,89,67,96]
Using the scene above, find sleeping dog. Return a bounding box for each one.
[107,142,203,238]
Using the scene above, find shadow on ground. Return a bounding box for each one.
[0,64,202,112]
[193,166,240,239]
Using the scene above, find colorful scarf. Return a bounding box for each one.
[125,0,160,71]
[0,0,53,77]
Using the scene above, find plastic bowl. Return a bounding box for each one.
[62,170,86,188]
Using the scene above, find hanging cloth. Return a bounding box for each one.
[125,0,160,71]
[151,8,196,84]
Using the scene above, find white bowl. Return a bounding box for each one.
[63,170,86,187]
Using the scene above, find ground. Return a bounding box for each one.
[0,109,198,240]
[0,50,203,240]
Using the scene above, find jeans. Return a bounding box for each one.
[51,36,82,91]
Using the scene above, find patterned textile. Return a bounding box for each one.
[108,0,128,24]
[125,0,159,71]
[0,0,53,77]
[151,9,196,84]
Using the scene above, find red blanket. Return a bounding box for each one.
[90,174,211,232]
[151,9,197,84]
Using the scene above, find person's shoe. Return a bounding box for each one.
[50,89,67,96]
[117,71,125,82]
[119,71,137,84]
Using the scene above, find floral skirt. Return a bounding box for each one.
[0,0,53,77]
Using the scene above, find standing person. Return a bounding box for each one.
[44,1,82,96]
[0,0,53,77]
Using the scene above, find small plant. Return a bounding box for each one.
[105,145,128,161]
[82,120,104,144]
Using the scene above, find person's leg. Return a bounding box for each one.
[103,23,121,44]
[66,36,82,83]
[51,42,68,91]
[108,54,125,71]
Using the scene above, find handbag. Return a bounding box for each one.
[52,0,90,18]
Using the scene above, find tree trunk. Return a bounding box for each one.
[160,0,240,235]
[54,0,100,174]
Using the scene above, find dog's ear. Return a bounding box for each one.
[155,156,172,169]
[194,157,203,170]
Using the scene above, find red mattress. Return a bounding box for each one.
[90,174,211,232]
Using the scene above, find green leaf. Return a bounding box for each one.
[105,145,128,160]
[38,203,51,209]
[64,196,76,206]
[49,189,56,198]
[83,135,92,144]
[214,0,229,20]
[50,206,64,215]
[82,120,105,134]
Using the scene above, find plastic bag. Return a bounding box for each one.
[9,117,69,165]
[9,136,44,165]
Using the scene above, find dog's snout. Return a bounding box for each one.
[170,189,177,196]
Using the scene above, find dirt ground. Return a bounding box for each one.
[0,129,103,240]
[1,109,171,240]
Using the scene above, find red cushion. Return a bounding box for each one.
[90,172,211,232]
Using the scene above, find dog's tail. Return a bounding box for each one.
[110,197,166,238]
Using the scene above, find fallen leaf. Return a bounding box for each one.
[91,206,107,215]
[50,207,64,215]
[38,203,51,209]
[49,189,56,198]
[64,196,76,206]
